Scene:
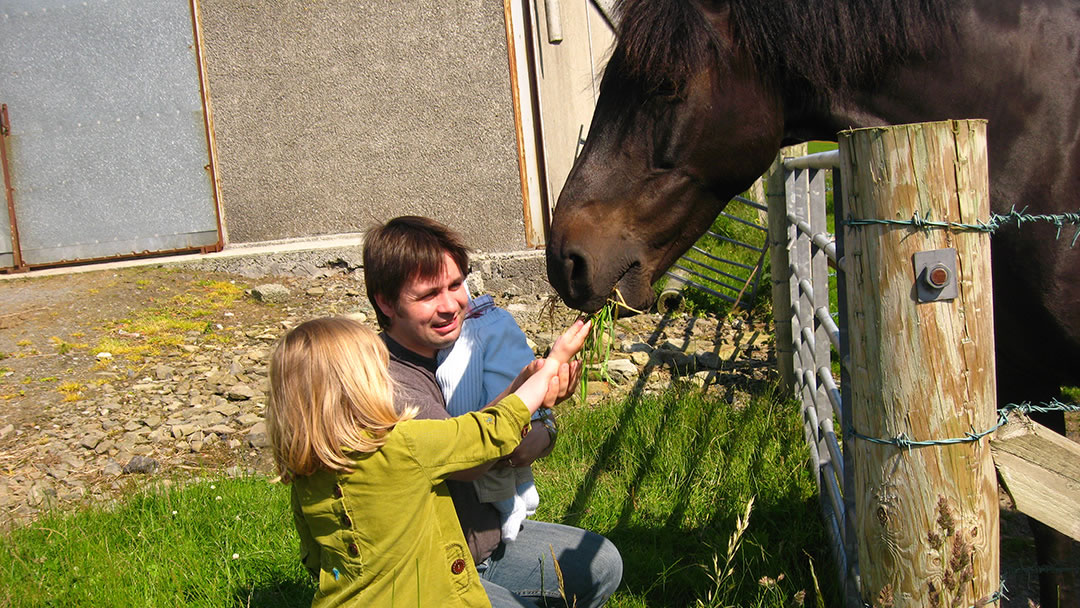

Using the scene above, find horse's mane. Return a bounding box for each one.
[610,0,956,95]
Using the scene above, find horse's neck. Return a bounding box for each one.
[825,0,1080,133]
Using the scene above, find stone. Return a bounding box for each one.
[46,466,69,480]
[696,351,722,370]
[0,424,14,440]
[154,364,175,380]
[147,428,171,443]
[605,359,640,384]
[653,349,694,371]
[122,455,158,474]
[131,444,154,456]
[205,424,236,435]
[659,338,687,351]
[171,424,196,439]
[251,284,291,303]
[214,403,241,417]
[236,413,263,426]
[226,384,254,401]
[27,481,56,506]
[79,432,104,450]
[630,351,651,366]
[246,422,270,448]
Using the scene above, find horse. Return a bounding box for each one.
[544,0,1080,605]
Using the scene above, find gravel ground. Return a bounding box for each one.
[0,261,774,526]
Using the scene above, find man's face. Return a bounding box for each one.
[377,252,469,358]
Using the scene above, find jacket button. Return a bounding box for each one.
[520,425,529,438]
[333,484,343,499]
[342,514,352,527]
[348,543,360,557]
[450,558,466,575]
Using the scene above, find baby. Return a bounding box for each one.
[437,290,551,541]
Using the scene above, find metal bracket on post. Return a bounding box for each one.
[913,248,958,302]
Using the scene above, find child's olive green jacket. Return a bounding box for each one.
[290,395,533,607]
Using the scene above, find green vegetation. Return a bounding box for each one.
[0,386,836,607]
[0,477,311,607]
[57,381,86,402]
[658,197,772,318]
[50,336,88,355]
[94,279,246,362]
[581,300,617,398]
[537,385,832,607]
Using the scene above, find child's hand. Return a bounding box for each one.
[513,319,590,414]
[506,359,544,395]
[548,318,591,365]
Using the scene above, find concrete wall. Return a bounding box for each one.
[198,0,530,253]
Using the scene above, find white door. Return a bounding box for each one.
[505,0,615,247]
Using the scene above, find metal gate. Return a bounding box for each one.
[0,0,221,271]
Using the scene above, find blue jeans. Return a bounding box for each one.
[476,520,623,608]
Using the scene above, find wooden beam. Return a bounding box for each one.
[991,413,1080,542]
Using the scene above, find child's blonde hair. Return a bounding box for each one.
[267,316,417,481]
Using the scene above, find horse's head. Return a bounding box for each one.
[546,0,784,313]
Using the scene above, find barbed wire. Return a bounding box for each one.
[843,207,1080,246]
[849,399,1080,450]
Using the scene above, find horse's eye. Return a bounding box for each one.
[654,83,680,100]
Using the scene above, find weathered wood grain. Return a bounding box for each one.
[839,120,999,607]
[991,413,1080,542]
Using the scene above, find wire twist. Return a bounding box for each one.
[843,207,1080,246]
[849,400,1080,450]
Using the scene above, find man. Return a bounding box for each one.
[363,216,623,607]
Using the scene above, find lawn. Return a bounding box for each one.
[0,385,837,607]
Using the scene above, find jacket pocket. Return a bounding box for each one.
[444,542,475,594]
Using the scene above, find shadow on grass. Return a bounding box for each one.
[560,312,676,528]
[551,310,842,606]
[233,579,315,608]
[599,492,839,607]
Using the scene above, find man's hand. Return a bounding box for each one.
[553,360,583,405]
[497,417,555,468]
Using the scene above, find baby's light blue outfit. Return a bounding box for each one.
[437,293,541,542]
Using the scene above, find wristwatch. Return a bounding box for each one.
[538,407,558,448]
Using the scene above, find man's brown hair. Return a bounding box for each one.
[362,216,470,329]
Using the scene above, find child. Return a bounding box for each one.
[436,290,546,542]
[267,315,588,608]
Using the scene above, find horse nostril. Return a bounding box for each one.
[568,251,588,285]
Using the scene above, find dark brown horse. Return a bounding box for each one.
[545,0,1080,605]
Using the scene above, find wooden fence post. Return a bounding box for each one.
[838,120,999,607]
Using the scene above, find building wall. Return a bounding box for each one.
[198,0,530,252]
